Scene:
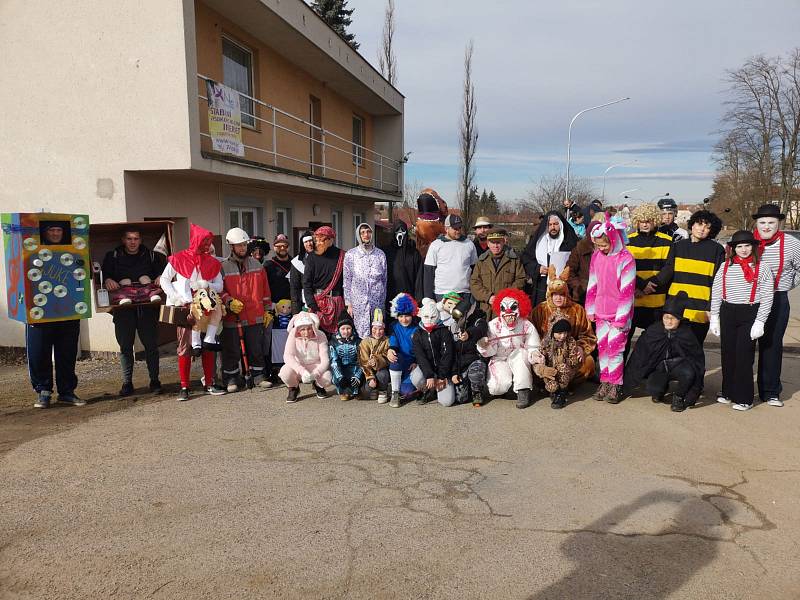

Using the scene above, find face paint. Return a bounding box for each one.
[756,217,780,240]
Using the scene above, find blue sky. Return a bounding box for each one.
[348,0,800,206]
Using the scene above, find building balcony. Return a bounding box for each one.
[196,74,401,197]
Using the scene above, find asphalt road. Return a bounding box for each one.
[1,348,799,599]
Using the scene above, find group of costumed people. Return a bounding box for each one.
[148,191,798,414]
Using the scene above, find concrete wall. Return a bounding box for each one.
[0,0,196,348]
[194,2,383,188]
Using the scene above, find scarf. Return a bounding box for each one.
[754,228,784,289]
[732,255,757,283]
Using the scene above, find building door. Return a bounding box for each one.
[309,96,323,176]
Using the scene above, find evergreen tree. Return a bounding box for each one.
[311,0,360,50]
[486,190,499,214]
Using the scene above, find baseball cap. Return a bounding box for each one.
[444,214,463,229]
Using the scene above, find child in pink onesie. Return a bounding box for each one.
[585,215,635,403]
[279,311,332,403]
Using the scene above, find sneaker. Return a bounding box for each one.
[226,381,239,393]
[417,389,433,405]
[34,390,51,409]
[591,383,609,402]
[59,393,86,406]
[149,379,163,394]
[652,394,665,404]
[766,397,784,407]
[205,384,226,396]
[389,391,401,408]
[313,383,328,399]
[472,390,484,408]
[340,393,351,402]
[716,396,731,405]
[149,295,162,303]
[377,391,388,404]
[606,385,622,404]
[119,382,134,397]
[285,387,299,403]
[551,391,567,409]
[176,387,190,402]
[515,388,532,409]
[732,403,753,411]
[191,346,203,358]
[671,396,686,412]
[255,377,273,389]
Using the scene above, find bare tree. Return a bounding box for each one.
[402,177,422,210]
[716,49,800,226]
[458,40,479,229]
[377,0,397,86]
[522,174,598,215]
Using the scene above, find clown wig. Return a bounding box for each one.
[492,288,532,320]
[390,293,419,317]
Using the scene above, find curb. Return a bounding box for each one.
[703,340,800,355]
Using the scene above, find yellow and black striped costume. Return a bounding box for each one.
[652,238,725,323]
[627,231,672,308]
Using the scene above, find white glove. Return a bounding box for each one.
[750,320,765,340]
[709,314,721,337]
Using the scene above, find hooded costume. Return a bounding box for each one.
[414,189,446,259]
[289,229,314,315]
[160,223,224,392]
[530,265,596,382]
[279,311,332,389]
[623,292,705,410]
[586,215,635,389]
[412,298,456,406]
[534,319,584,398]
[522,210,579,306]
[357,308,390,401]
[383,220,423,303]
[477,288,541,407]
[343,222,387,338]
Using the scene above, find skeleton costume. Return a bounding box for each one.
[477,288,541,409]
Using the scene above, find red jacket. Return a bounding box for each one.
[220,256,271,327]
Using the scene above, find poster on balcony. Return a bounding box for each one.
[205,80,245,157]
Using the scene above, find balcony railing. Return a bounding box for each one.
[197,74,401,194]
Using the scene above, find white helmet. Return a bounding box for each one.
[225,227,250,245]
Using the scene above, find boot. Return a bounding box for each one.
[606,384,622,404]
[590,382,608,402]
[472,389,484,408]
[515,388,532,409]
[551,390,567,409]
[417,389,434,404]
[671,395,686,412]
[389,390,401,408]
[285,387,299,403]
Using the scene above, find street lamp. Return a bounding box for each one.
[602,160,638,203]
[565,97,631,206]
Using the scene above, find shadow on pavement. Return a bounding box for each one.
[529,490,718,600]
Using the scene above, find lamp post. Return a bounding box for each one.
[565,97,631,206]
[602,160,638,203]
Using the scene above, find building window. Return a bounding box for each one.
[222,37,255,128]
[228,206,260,237]
[332,210,342,244]
[275,207,292,238]
[352,115,364,166]
[353,213,364,246]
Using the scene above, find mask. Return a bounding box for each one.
[419,299,439,332]
[500,297,520,329]
[395,229,406,248]
[756,217,779,240]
